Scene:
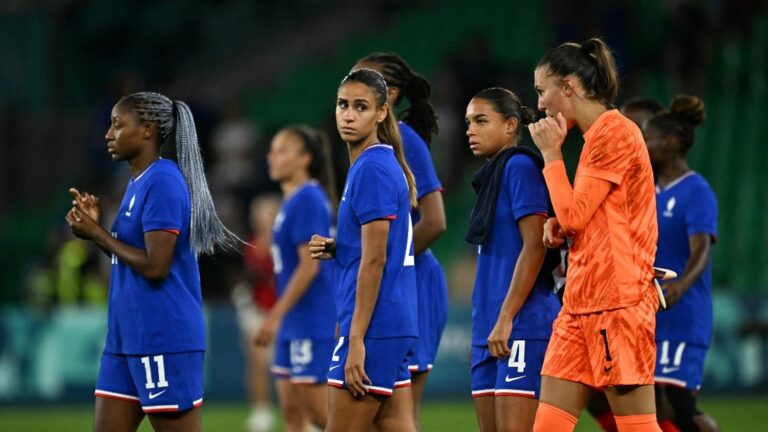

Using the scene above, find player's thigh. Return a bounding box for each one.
[373,385,416,432]
[604,384,656,416]
[94,397,144,432]
[410,370,429,411]
[275,379,304,424]
[146,407,201,432]
[293,383,328,427]
[495,395,539,432]
[474,396,497,432]
[538,376,592,418]
[326,386,381,432]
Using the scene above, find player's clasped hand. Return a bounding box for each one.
[662,281,686,307]
[345,338,371,398]
[543,217,566,248]
[309,235,336,260]
[487,319,513,358]
[528,112,568,155]
[69,187,101,224]
[65,207,101,240]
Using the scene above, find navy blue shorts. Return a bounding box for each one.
[271,338,335,385]
[95,351,204,413]
[327,336,415,397]
[655,340,708,391]
[407,256,448,373]
[470,340,548,399]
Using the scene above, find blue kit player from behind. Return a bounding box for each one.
[66,92,238,432]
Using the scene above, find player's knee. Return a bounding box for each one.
[664,386,703,432]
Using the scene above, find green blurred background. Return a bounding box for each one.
[1,0,767,430]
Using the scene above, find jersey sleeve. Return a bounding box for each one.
[290,189,332,245]
[505,155,549,221]
[402,127,442,199]
[142,173,186,233]
[350,162,399,224]
[579,125,634,185]
[685,183,718,239]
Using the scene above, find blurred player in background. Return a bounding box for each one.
[645,95,719,432]
[232,195,280,432]
[254,125,338,431]
[354,52,448,426]
[464,87,561,432]
[528,39,660,432]
[66,92,240,432]
[309,68,419,432]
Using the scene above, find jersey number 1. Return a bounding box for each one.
[141,355,169,390]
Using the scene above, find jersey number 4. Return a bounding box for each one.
[141,355,169,390]
[507,340,527,373]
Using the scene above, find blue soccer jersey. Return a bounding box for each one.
[271,182,336,340]
[335,144,418,338]
[471,154,561,346]
[107,159,205,355]
[400,122,442,225]
[655,172,718,346]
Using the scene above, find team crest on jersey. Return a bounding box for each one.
[125,194,136,217]
[663,197,676,218]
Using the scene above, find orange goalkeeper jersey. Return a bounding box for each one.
[543,109,657,314]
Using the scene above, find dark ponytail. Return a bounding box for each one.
[358,52,439,144]
[472,87,535,143]
[116,92,242,255]
[340,68,418,207]
[281,125,338,209]
[646,94,706,156]
[537,37,619,107]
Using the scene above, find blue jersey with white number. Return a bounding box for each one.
[272,182,336,340]
[471,154,561,346]
[107,159,205,355]
[335,144,418,338]
[655,172,718,346]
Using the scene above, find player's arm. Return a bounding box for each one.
[346,219,389,397]
[255,243,320,345]
[663,233,712,306]
[542,164,612,234]
[487,214,547,358]
[412,190,446,255]
[66,207,176,280]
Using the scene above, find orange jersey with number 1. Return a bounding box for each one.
[544,109,658,314]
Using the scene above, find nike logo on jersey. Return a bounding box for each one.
[148,389,167,399]
[504,375,526,383]
[662,366,680,374]
[329,365,341,372]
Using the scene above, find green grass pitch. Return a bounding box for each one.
[1,397,766,431]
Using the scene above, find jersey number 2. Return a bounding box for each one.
[403,214,415,267]
[141,355,169,390]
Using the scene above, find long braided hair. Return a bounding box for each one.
[358,52,439,145]
[117,91,241,255]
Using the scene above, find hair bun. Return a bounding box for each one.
[670,94,705,127]
[520,106,536,125]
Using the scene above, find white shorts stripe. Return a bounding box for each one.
[471,388,495,397]
[290,376,319,384]
[193,398,204,406]
[495,389,536,397]
[271,365,291,375]
[143,404,180,412]
[365,384,393,395]
[327,378,344,386]
[655,376,688,388]
[394,379,411,387]
[94,390,140,401]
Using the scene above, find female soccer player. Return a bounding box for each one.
[527,38,660,432]
[465,87,561,432]
[645,95,719,432]
[66,92,238,432]
[308,68,419,432]
[354,52,448,423]
[254,125,337,431]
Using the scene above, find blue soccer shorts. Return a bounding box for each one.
[271,338,335,385]
[327,336,415,397]
[407,258,448,373]
[471,339,548,399]
[654,340,708,391]
[95,351,204,413]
